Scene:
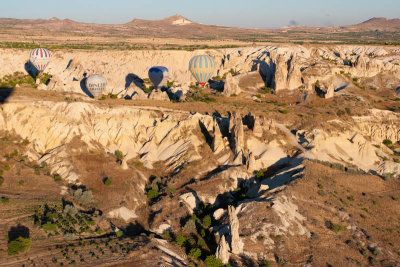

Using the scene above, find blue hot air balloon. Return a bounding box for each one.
[189,55,216,87]
[148,66,169,90]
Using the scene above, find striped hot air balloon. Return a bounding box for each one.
[148,66,169,90]
[29,48,51,72]
[86,74,107,98]
[189,55,216,87]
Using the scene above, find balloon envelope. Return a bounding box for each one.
[149,66,169,89]
[189,55,216,87]
[86,74,107,98]
[29,48,51,72]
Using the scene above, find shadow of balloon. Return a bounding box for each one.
[125,74,143,90]
[80,77,94,98]
[0,87,14,104]
[8,224,30,242]
[24,61,39,79]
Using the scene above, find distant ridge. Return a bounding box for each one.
[0,15,399,40]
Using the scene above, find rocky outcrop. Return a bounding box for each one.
[228,205,243,255]
[215,235,230,264]
[223,73,241,96]
[212,119,225,154]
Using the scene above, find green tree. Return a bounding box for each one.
[8,237,31,255]
[188,248,201,259]
[204,255,224,267]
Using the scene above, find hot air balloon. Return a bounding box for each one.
[29,48,51,72]
[189,55,216,87]
[149,66,169,90]
[86,74,107,98]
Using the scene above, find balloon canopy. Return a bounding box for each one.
[29,48,51,72]
[189,55,216,87]
[86,74,107,98]
[148,66,169,89]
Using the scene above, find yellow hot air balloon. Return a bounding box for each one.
[189,55,216,87]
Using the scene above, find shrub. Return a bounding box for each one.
[204,255,224,267]
[383,139,393,146]
[188,248,201,259]
[115,150,124,161]
[64,233,76,241]
[18,180,24,186]
[0,176,4,186]
[103,178,112,186]
[4,166,10,171]
[116,230,123,238]
[279,110,289,115]
[256,170,264,179]
[202,215,212,228]
[167,80,174,88]
[42,222,57,231]
[147,189,159,199]
[74,189,94,205]
[63,205,78,215]
[54,174,62,181]
[8,237,31,255]
[1,197,10,203]
[175,235,187,246]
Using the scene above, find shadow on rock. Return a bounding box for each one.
[125,74,144,90]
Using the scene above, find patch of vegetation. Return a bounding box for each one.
[0,72,36,88]
[326,221,346,233]
[260,86,276,95]
[0,176,4,186]
[204,255,224,267]
[8,237,31,255]
[103,177,112,186]
[256,170,264,179]
[73,189,94,205]
[279,109,289,115]
[383,139,393,146]
[33,203,100,238]
[54,174,62,181]
[1,196,10,203]
[167,80,174,88]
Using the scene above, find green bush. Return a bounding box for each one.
[115,150,124,161]
[188,248,201,259]
[147,189,159,199]
[116,230,123,238]
[8,237,31,255]
[167,80,174,88]
[202,215,212,228]
[1,197,10,203]
[54,174,62,181]
[4,166,10,171]
[383,139,393,146]
[42,222,57,231]
[175,235,187,246]
[204,255,224,267]
[0,176,4,186]
[256,170,264,179]
[279,110,289,115]
[104,178,112,186]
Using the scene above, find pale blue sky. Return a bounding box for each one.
[1,0,399,28]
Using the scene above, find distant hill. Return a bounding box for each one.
[345,17,400,31]
[0,15,399,43]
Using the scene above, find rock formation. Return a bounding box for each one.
[228,205,243,255]
[215,235,230,264]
